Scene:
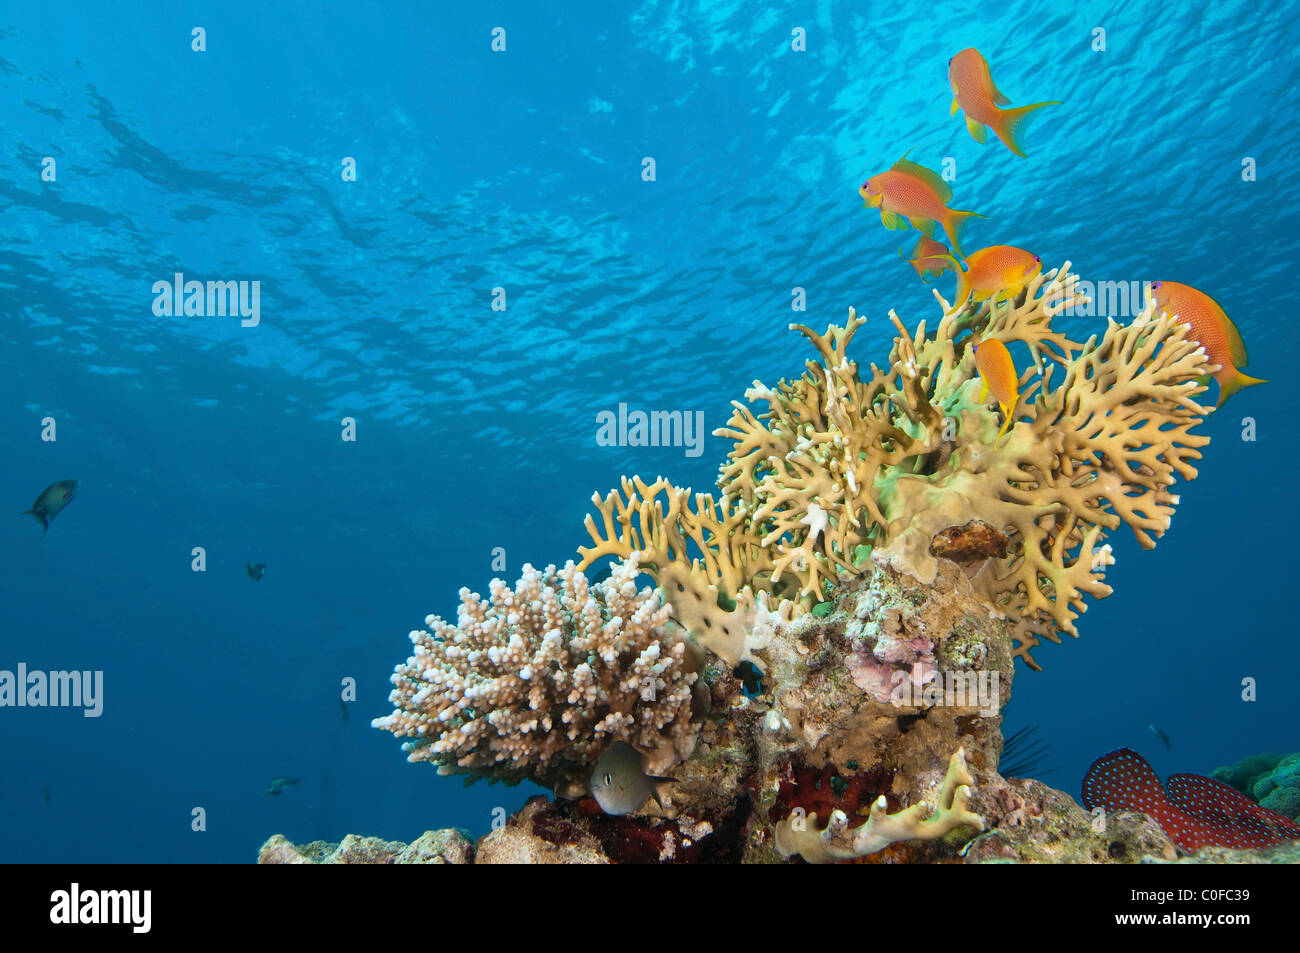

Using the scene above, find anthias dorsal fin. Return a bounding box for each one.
[891,154,953,205]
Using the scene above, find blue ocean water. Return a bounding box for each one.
[0,1,1295,862]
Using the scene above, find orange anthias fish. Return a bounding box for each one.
[899,236,958,283]
[859,153,984,258]
[948,245,1041,315]
[973,338,1018,449]
[948,48,1060,158]
[1149,280,1266,406]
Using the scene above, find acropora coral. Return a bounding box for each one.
[581,262,1214,669]
[371,554,703,793]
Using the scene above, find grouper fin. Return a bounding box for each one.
[22,509,48,536]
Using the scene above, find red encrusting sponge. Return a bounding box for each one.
[1081,748,1300,852]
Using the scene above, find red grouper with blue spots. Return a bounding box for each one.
[1081,748,1300,851]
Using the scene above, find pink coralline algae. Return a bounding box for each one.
[847,637,936,703]
[1081,748,1300,852]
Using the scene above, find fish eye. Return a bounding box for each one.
[604,773,612,786]
[1151,281,1161,288]
[1033,256,1040,262]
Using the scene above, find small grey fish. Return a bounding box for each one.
[590,741,675,816]
[23,480,77,536]
[1149,724,1172,749]
[263,776,300,797]
[246,562,267,581]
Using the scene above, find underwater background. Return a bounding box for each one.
[0,1,1295,862]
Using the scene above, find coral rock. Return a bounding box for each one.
[256,829,474,864]
[475,797,611,864]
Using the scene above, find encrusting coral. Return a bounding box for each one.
[581,262,1214,669]
[774,748,985,863]
[371,554,703,793]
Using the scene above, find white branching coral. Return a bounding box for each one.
[371,555,702,791]
[582,262,1214,670]
[774,749,986,864]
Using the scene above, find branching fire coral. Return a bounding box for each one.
[371,555,702,792]
[774,749,985,863]
[581,263,1214,668]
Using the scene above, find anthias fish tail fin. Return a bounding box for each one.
[942,209,984,260]
[1216,370,1266,407]
[992,101,1060,157]
[948,269,972,315]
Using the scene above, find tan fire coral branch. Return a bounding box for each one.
[774,749,986,863]
[581,262,1215,670]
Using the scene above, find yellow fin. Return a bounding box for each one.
[965,115,988,143]
[880,209,910,230]
[907,216,939,236]
[1217,370,1266,407]
[993,408,1013,449]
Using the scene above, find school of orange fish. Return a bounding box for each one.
[860,47,1265,423]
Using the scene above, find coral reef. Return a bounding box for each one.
[371,554,703,794]
[1212,752,1300,821]
[581,263,1214,669]
[310,560,1282,866]
[338,260,1250,865]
